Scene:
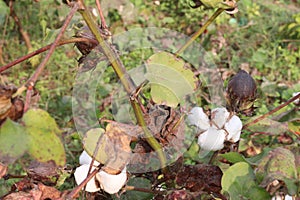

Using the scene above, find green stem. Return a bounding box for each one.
[78,1,167,169]
[175,8,224,56]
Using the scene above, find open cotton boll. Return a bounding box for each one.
[96,166,127,194]
[79,150,100,166]
[74,164,100,193]
[211,107,230,129]
[271,194,293,200]
[224,115,242,142]
[187,107,210,132]
[197,127,226,151]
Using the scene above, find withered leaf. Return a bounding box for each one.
[84,122,140,172]
[175,164,223,193]
[26,160,59,185]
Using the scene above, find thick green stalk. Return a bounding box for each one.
[78,1,167,169]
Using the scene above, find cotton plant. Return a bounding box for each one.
[188,106,243,151]
[74,150,127,194]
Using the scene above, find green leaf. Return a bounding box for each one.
[256,147,298,195]
[145,51,196,107]
[220,152,246,164]
[115,177,153,200]
[222,162,270,200]
[22,109,65,166]
[247,118,287,136]
[0,119,28,164]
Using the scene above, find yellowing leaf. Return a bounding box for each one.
[22,109,65,166]
[145,51,196,107]
[0,119,28,164]
[23,108,61,135]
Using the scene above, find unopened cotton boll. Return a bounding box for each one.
[197,127,226,151]
[187,107,210,132]
[224,115,242,142]
[79,150,100,166]
[96,166,127,194]
[211,107,230,129]
[74,164,100,193]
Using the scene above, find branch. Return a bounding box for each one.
[95,0,108,29]
[0,38,96,73]
[8,0,32,49]
[175,8,224,56]
[243,93,300,129]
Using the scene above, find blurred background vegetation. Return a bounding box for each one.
[0,0,299,196]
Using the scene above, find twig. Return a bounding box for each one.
[0,38,96,73]
[7,0,32,50]
[95,0,108,29]
[243,93,300,129]
[175,8,224,56]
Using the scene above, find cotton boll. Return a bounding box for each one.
[187,107,210,131]
[224,115,242,142]
[211,107,230,129]
[79,150,100,166]
[96,166,127,194]
[74,164,100,193]
[197,127,225,151]
[271,194,293,200]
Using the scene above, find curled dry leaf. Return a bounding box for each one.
[84,123,135,172]
[26,160,59,186]
[37,183,61,200]
[0,85,24,125]
[131,105,185,170]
